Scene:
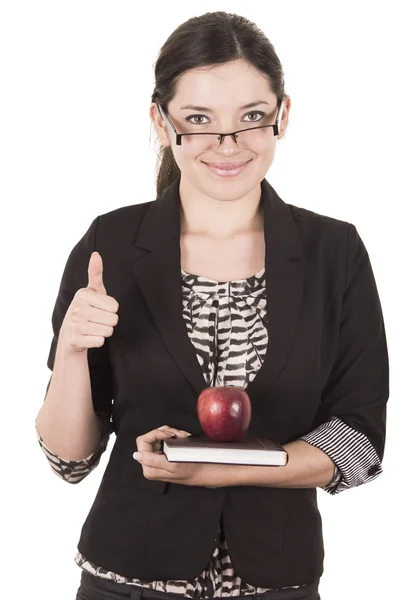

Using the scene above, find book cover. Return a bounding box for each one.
[161,435,288,466]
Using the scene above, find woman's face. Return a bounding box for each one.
[150,58,290,200]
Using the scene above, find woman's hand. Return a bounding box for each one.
[59,251,119,353]
[133,425,225,488]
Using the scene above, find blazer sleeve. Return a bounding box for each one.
[35,418,112,483]
[299,415,382,495]
[44,215,114,425]
[304,223,389,483]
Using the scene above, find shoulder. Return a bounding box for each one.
[286,202,353,258]
[95,200,155,241]
[264,179,353,249]
[288,202,350,231]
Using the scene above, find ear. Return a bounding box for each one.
[278,95,291,140]
[149,103,172,147]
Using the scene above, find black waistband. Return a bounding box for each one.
[78,569,320,600]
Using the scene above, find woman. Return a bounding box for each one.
[35,10,389,600]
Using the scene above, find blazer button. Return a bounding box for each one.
[367,464,380,476]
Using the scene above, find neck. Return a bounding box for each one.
[179,178,264,239]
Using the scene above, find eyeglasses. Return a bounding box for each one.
[156,99,284,152]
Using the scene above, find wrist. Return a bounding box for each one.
[324,464,342,488]
[209,463,248,488]
[57,330,88,359]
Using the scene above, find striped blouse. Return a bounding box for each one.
[37,267,383,598]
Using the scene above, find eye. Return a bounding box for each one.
[185,111,266,126]
[243,111,266,122]
[185,114,210,125]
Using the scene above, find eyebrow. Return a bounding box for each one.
[180,101,270,112]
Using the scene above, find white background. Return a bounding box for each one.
[1,1,395,599]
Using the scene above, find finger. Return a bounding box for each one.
[157,425,192,437]
[83,288,119,313]
[136,427,192,455]
[135,451,174,477]
[152,427,185,452]
[81,304,119,327]
[136,430,177,454]
[87,252,107,295]
[152,426,175,453]
[142,465,172,481]
[152,425,172,454]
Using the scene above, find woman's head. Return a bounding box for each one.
[149,11,290,200]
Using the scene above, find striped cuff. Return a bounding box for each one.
[298,416,383,495]
[35,418,112,483]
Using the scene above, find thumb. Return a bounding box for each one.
[87,251,107,294]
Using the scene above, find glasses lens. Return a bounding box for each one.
[235,127,273,148]
[181,127,274,152]
[181,134,219,152]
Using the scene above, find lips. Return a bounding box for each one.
[204,160,250,170]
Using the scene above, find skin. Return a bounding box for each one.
[149,58,291,238]
[133,60,335,489]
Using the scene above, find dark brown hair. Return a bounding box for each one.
[150,11,287,199]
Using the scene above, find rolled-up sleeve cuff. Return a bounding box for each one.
[298,416,383,495]
[35,418,112,483]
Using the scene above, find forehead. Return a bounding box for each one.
[170,59,275,111]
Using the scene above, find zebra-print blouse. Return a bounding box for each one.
[37,267,382,598]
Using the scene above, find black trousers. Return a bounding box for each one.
[76,570,321,600]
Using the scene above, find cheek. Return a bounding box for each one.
[172,150,206,180]
[173,144,277,181]
[260,141,277,158]
[167,144,186,171]
[258,145,277,170]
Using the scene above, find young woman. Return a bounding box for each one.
[35,10,388,600]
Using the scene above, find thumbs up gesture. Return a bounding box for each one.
[60,252,119,353]
[87,250,108,295]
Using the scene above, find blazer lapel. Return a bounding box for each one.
[245,199,307,406]
[132,177,208,398]
[131,175,307,408]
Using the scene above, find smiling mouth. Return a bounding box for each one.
[203,160,251,169]
[202,160,252,177]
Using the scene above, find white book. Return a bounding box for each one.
[161,435,288,466]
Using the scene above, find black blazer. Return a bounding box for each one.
[46,175,389,587]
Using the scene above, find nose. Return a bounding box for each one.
[216,133,239,153]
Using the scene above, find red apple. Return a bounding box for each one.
[197,386,252,442]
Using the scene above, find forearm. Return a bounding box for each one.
[247,440,335,488]
[35,330,102,461]
[215,440,336,489]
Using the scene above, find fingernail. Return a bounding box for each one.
[179,430,192,436]
[164,431,177,437]
[133,452,142,461]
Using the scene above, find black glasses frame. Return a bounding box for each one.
[156,99,285,147]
